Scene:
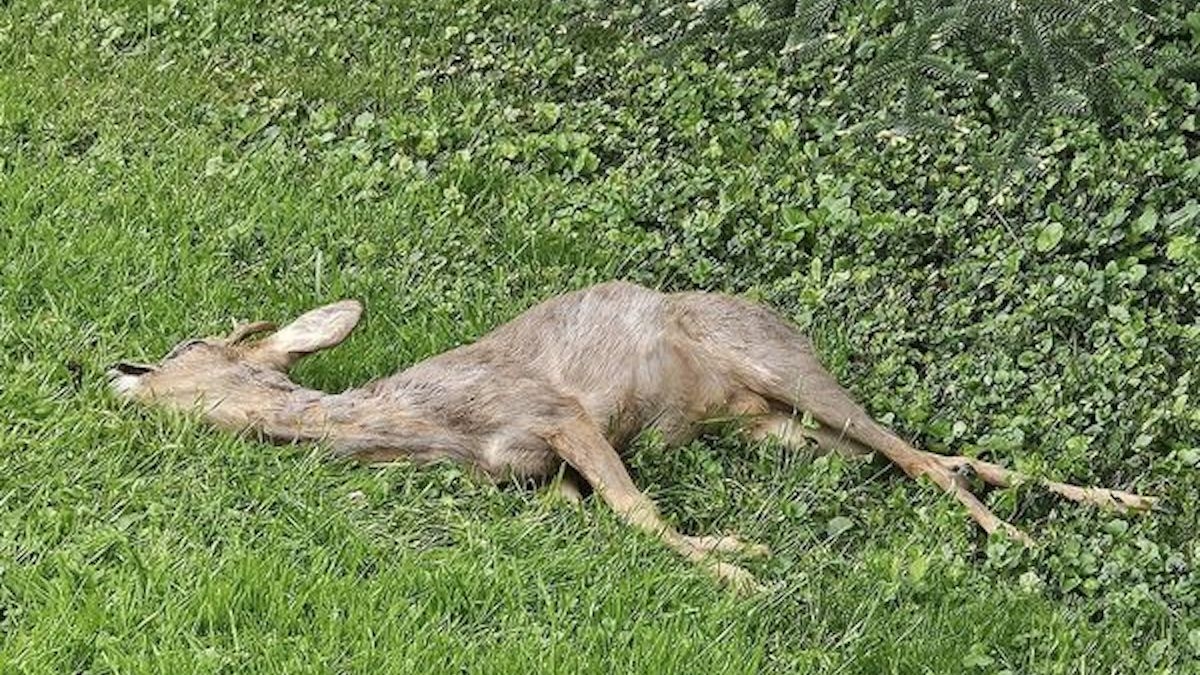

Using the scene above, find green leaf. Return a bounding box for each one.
[908,554,929,582]
[1166,235,1196,261]
[826,516,854,537]
[962,646,995,669]
[1036,222,1064,252]
[1164,202,1200,230]
[1132,207,1158,235]
[1103,519,1129,536]
[1147,639,1169,665]
[781,205,806,228]
[353,111,376,133]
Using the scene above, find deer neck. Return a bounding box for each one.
[205,376,470,463]
[209,380,332,444]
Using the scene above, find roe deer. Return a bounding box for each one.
[108,281,1155,590]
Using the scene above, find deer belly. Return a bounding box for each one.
[477,432,560,481]
[645,410,703,446]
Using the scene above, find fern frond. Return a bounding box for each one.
[1031,0,1099,32]
[915,55,982,90]
[1050,37,1108,82]
[779,33,840,63]
[792,0,841,32]
[847,60,913,98]
[733,15,799,45]
[1013,9,1054,101]
[1002,106,1044,168]
[898,112,957,135]
[959,0,1013,31]
[1160,54,1200,82]
[926,7,972,46]
[904,6,964,54]
[846,116,892,142]
[1042,90,1090,116]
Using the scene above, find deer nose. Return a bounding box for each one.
[109,362,156,376]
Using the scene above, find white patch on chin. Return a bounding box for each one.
[108,373,142,398]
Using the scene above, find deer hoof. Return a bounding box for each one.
[706,560,764,594]
[685,534,771,559]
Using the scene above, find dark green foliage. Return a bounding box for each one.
[611,0,1199,172]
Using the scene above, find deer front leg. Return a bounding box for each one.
[544,464,586,505]
[542,419,764,592]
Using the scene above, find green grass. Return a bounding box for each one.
[2,1,1199,672]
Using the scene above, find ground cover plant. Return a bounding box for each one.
[1,0,1198,672]
[617,0,1200,166]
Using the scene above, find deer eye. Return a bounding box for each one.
[165,339,205,360]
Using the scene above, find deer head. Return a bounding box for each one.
[106,300,363,414]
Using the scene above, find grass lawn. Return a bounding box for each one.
[2,0,1198,672]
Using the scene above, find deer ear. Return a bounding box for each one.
[254,300,362,369]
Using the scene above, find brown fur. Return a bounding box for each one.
[109,281,1155,590]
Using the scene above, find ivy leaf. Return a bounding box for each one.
[1178,448,1200,466]
[1103,519,1129,536]
[1166,235,1196,261]
[1164,202,1200,230]
[1132,207,1158,235]
[1036,222,1064,252]
[826,516,854,538]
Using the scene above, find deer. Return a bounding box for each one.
[107,281,1155,590]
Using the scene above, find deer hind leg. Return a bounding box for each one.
[542,419,767,592]
[758,396,1152,538]
[682,297,1025,539]
[749,411,1034,542]
[872,448,1157,545]
[749,413,874,459]
[685,294,1156,540]
[736,342,1151,536]
[922,453,1156,513]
